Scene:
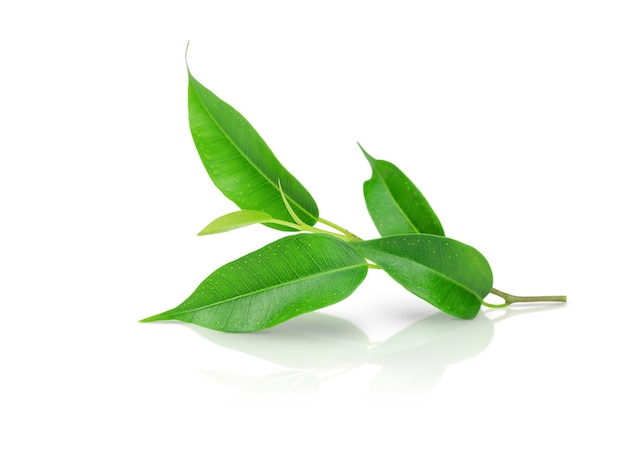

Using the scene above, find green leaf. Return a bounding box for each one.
[198,210,275,235]
[141,234,368,332]
[360,144,445,237]
[352,235,492,319]
[188,66,319,229]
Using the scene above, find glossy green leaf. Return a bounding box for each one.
[188,67,319,229]
[198,210,274,235]
[360,144,445,237]
[352,235,492,319]
[141,234,368,332]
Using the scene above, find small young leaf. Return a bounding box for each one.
[198,210,275,235]
[352,235,492,319]
[188,66,319,229]
[141,234,368,332]
[360,144,445,237]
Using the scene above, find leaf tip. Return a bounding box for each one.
[139,311,172,323]
[197,220,219,235]
[357,143,376,166]
[139,315,157,323]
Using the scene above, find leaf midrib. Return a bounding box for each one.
[358,245,484,301]
[189,76,317,223]
[160,260,367,317]
[371,164,421,234]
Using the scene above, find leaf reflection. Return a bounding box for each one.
[188,303,564,398]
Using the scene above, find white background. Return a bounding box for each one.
[1,1,625,458]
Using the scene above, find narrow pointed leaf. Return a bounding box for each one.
[141,234,368,332]
[360,144,444,237]
[198,210,275,235]
[352,235,492,319]
[188,67,319,229]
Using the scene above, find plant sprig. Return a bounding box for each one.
[140,52,566,333]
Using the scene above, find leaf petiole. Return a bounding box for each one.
[278,180,362,242]
[278,180,307,227]
[317,217,362,241]
[483,288,567,308]
[266,217,359,243]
